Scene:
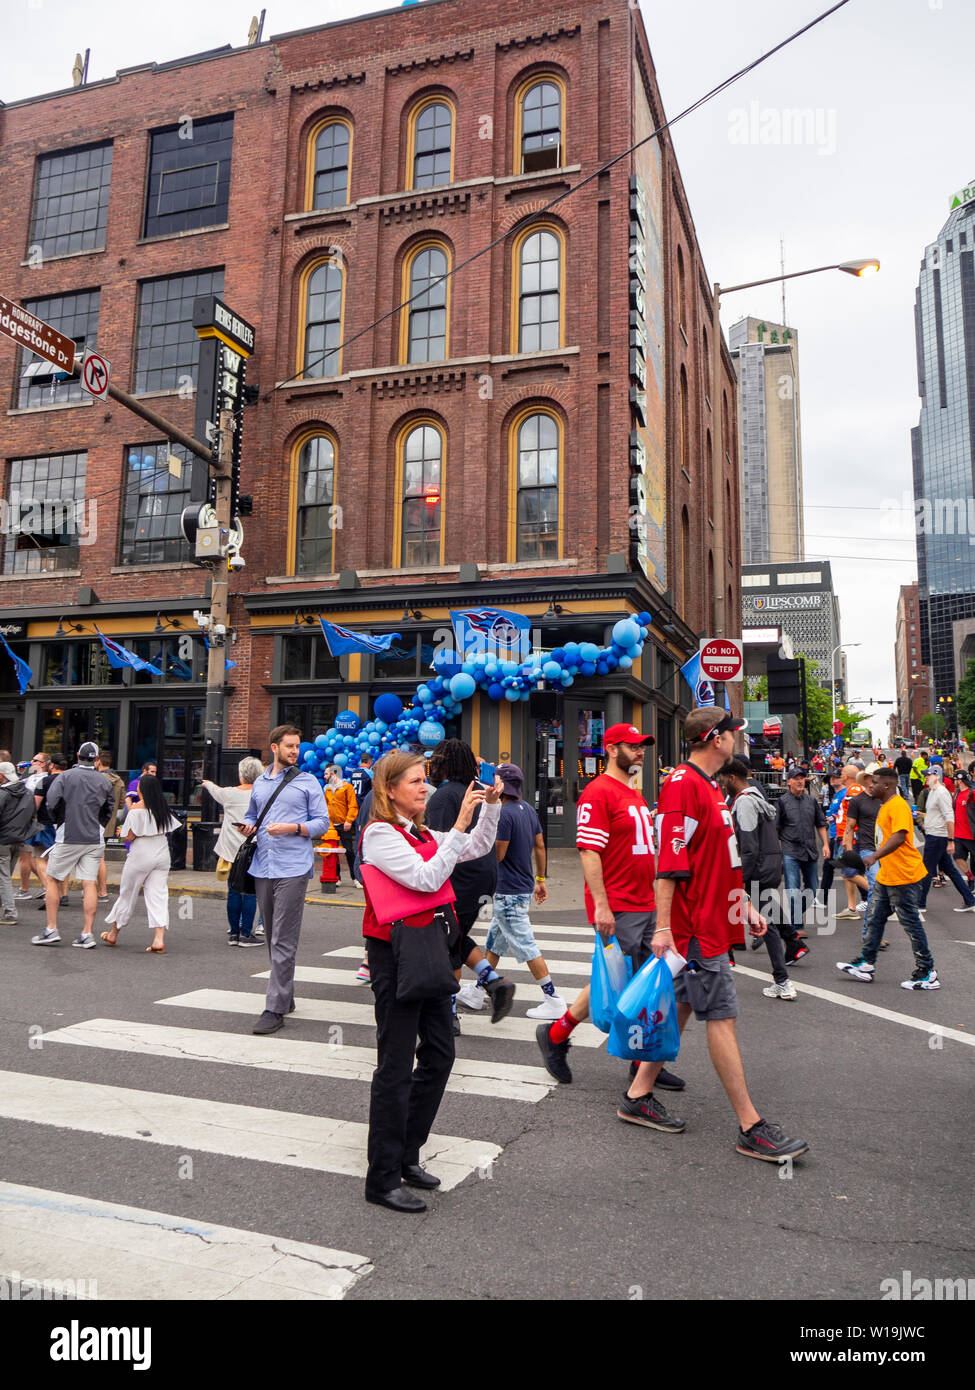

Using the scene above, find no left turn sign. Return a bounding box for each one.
[80,350,111,400]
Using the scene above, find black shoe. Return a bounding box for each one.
[535,1022,572,1084]
[617,1090,686,1132]
[451,1012,461,1037]
[654,1067,685,1092]
[365,1186,427,1213]
[401,1164,441,1190]
[784,945,810,965]
[735,1118,809,1162]
[237,934,263,947]
[227,933,240,945]
[483,975,515,1024]
[288,1000,296,1014]
[252,1010,284,1035]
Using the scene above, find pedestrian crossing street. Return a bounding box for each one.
[1,922,604,1300]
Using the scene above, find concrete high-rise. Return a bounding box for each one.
[913,178,975,697]
[730,316,804,567]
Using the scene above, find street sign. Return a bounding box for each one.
[0,292,76,373]
[699,637,744,682]
[80,350,111,399]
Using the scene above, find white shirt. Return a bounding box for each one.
[923,784,953,839]
[202,781,253,862]
[121,807,180,839]
[360,801,501,893]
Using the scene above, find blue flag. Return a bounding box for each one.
[319,619,401,656]
[451,607,532,659]
[96,627,163,676]
[201,633,237,671]
[0,630,33,695]
[680,652,732,710]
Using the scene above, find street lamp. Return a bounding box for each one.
[830,642,861,730]
[711,257,880,640]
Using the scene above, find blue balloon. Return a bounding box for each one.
[619,655,633,670]
[302,751,317,765]
[504,689,520,702]
[314,734,328,749]
[483,662,499,678]
[368,731,381,745]
[543,661,562,680]
[432,648,462,679]
[418,719,445,747]
[580,661,597,676]
[335,710,360,734]
[501,661,519,677]
[579,642,600,664]
[487,683,505,701]
[461,661,477,675]
[550,648,566,666]
[450,672,476,700]
[333,752,348,767]
[563,642,580,660]
[596,660,609,676]
[560,673,574,687]
[374,693,404,724]
[613,619,641,647]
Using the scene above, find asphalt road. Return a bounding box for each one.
[0,881,972,1304]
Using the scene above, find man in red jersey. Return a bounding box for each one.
[619,707,809,1161]
[535,723,683,1092]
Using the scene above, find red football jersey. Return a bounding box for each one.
[576,773,656,920]
[654,761,744,958]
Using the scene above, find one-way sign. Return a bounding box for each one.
[0,292,76,373]
[80,350,111,400]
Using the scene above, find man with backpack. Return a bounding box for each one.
[0,763,39,924]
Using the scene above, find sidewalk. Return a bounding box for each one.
[75,846,588,912]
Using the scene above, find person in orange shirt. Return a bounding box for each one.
[321,764,359,884]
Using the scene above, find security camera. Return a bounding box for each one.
[228,552,246,571]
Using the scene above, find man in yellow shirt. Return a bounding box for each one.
[836,767,940,990]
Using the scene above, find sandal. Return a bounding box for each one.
[145,944,165,953]
[100,932,118,946]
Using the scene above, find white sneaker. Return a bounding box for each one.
[456,981,485,1011]
[526,993,568,1019]
[952,904,975,913]
[762,981,798,1001]
[854,902,867,914]
[834,909,859,920]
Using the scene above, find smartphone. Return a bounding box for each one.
[478,761,496,787]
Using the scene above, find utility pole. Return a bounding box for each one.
[201,406,235,786]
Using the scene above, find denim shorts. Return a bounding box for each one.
[486,893,540,963]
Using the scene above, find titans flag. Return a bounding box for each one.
[320,619,402,656]
[0,630,33,695]
[95,627,163,676]
[679,651,731,711]
[451,607,531,659]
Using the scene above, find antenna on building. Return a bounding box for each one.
[71,52,89,87]
[248,10,266,45]
[780,234,787,326]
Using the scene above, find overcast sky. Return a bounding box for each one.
[2,0,972,742]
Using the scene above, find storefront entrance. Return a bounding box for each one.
[129,703,205,809]
[38,703,120,763]
[531,701,606,847]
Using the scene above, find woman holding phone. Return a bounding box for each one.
[360,750,502,1213]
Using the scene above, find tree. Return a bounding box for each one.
[745,674,768,701]
[917,713,938,739]
[956,659,975,733]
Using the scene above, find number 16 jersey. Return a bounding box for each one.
[576,772,656,922]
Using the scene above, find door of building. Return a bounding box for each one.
[129,702,205,809]
[38,703,120,764]
[533,700,606,848]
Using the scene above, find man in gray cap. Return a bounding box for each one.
[32,741,113,949]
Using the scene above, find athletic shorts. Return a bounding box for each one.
[953,840,975,865]
[46,842,104,883]
[673,935,739,1021]
[610,911,657,971]
[26,825,56,851]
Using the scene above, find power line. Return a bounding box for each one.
[277,0,852,386]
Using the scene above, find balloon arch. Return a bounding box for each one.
[299,614,652,779]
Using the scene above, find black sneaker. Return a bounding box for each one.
[451,1012,461,1037]
[735,1119,809,1162]
[617,1090,686,1132]
[535,1022,572,1084]
[483,975,515,1024]
[237,935,263,947]
[655,1067,685,1091]
[784,944,810,965]
[252,1010,284,1035]
[227,933,240,945]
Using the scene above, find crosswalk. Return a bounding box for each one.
[3,920,603,1299]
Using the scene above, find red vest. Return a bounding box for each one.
[361,822,442,942]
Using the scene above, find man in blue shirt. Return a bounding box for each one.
[242,725,329,1035]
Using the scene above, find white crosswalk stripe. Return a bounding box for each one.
[0,1181,371,1300]
[322,946,593,977]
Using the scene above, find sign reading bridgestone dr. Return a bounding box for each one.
[699,637,744,682]
[0,293,76,373]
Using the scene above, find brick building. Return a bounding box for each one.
[0,0,739,844]
[894,582,931,739]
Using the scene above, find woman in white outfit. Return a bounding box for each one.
[102,774,180,953]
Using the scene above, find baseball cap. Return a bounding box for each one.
[78,741,99,762]
[497,763,523,796]
[603,723,655,746]
[0,762,18,782]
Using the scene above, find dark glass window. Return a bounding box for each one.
[3,452,87,576]
[278,699,340,743]
[295,436,336,574]
[521,82,562,173]
[129,637,205,685]
[29,143,113,259]
[144,115,234,238]
[41,641,124,687]
[313,122,350,209]
[374,635,436,681]
[134,268,224,393]
[518,230,561,352]
[120,443,193,565]
[281,635,340,681]
[407,247,448,363]
[516,413,559,560]
[303,262,343,378]
[17,289,99,409]
[401,425,442,567]
[413,103,452,189]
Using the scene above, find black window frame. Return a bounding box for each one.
[28,141,113,260]
[16,288,100,409]
[134,268,224,394]
[119,442,194,566]
[3,451,87,577]
[143,115,234,239]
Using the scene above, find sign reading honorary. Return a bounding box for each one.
[0,292,76,373]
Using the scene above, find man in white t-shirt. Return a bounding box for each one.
[918,767,975,913]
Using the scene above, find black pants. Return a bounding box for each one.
[365,935,456,1195]
[337,826,356,880]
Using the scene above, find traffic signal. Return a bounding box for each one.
[767,652,802,715]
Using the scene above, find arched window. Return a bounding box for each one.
[676,246,686,329]
[707,551,715,634]
[680,507,690,621]
[307,119,351,210]
[702,325,711,398]
[299,258,344,378]
[514,225,563,352]
[409,99,453,190]
[705,429,713,521]
[679,365,689,474]
[511,410,560,561]
[291,434,336,575]
[402,243,449,363]
[397,422,444,567]
[516,77,564,174]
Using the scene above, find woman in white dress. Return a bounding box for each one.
[101,774,180,953]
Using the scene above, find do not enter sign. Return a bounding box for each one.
[699,637,744,682]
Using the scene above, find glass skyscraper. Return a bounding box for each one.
[913,181,975,698]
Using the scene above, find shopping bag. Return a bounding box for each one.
[589,934,632,1033]
[606,954,681,1063]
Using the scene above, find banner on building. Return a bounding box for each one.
[319,619,402,656]
[450,607,532,660]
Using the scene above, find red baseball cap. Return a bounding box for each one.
[603,723,655,746]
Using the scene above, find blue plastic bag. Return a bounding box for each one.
[589,934,632,1033]
[606,954,680,1063]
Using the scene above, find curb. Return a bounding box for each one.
[59,876,366,909]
